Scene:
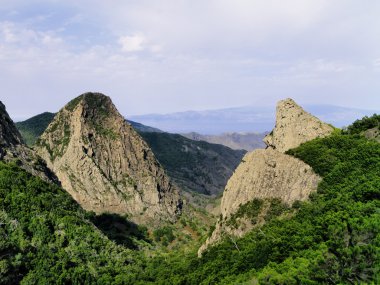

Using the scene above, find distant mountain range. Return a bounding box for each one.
[182,132,267,151]
[128,104,378,134]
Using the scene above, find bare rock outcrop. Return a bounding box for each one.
[264,98,334,153]
[220,149,320,217]
[0,101,58,183]
[199,98,329,255]
[35,93,182,223]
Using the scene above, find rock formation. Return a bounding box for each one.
[220,148,320,217]
[0,101,58,183]
[35,93,182,223]
[264,98,334,153]
[199,98,332,255]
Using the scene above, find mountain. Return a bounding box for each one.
[1,98,379,284]
[199,98,333,254]
[35,93,181,223]
[182,131,267,151]
[264,98,335,152]
[15,113,162,147]
[128,120,163,133]
[139,132,246,196]
[15,112,56,145]
[16,112,246,197]
[0,102,58,183]
[128,104,377,134]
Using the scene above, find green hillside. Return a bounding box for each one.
[139,132,246,195]
[7,114,380,284]
[15,113,245,196]
[0,162,147,284]
[15,112,56,145]
[125,127,380,284]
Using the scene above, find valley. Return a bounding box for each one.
[0,94,379,284]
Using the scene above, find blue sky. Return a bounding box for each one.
[1,0,380,120]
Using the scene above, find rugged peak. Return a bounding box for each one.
[0,101,58,184]
[0,101,24,148]
[264,98,334,152]
[36,93,182,224]
[64,92,113,112]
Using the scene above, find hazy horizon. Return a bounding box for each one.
[1,1,380,120]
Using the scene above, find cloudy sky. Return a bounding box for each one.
[1,0,379,120]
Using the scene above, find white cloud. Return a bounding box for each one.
[1,0,380,118]
[119,34,145,52]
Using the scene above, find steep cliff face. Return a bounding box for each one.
[199,98,328,255]
[0,102,24,149]
[264,98,334,153]
[0,102,58,183]
[35,93,181,223]
[220,149,320,217]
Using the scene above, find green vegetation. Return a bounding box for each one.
[65,96,83,112]
[226,198,289,229]
[140,132,245,195]
[0,162,142,284]
[4,115,380,284]
[125,131,380,284]
[15,112,55,145]
[153,226,175,246]
[346,113,380,134]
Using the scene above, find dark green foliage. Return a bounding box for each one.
[5,114,380,284]
[226,199,264,228]
[126,132,380,284]
[139,132,246,195]
[15,112,55,145]
[65,96,83,112]
[346,113,380,134]
[0,162,137,284]
[91,213,150,249]
[153,226,175,246]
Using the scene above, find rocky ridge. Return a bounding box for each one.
[264,98,334,152]
[199,98,333,255]
[0,102,58,183]
[35,93,182,223]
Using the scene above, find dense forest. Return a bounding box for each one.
[1,116,380,284]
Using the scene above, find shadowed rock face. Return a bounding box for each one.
[199,98,328,255]
[0,102,24,150]
[36,93,182,223]
[264,98,334,153]
[0,101,58,183]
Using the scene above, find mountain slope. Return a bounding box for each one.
[0,161,148,284]
[0,102,57,183]
[182,132,266,151]
[15,112,56,145]
[199,99,329,254]
[127,116,380,284]
[35,93,181,223]
[139,132,246,196]
[15,113,161,146]
[16,112,246,197]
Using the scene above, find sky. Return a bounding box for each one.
[0,0,380,120]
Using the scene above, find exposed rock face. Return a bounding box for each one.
[199,98,329,255]
[35,93,181,223]
[264,98,334,153]
[0,102,24,149]
[220,149,320,217]
[0,101,58,183]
